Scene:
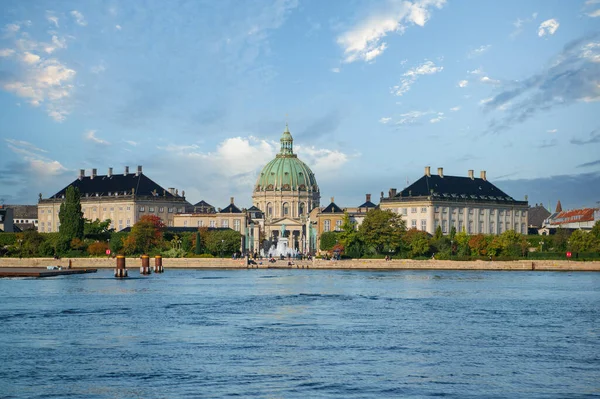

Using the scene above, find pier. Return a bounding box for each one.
[0,267,97,278]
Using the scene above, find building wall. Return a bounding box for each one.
[173,213,247,232]
[38,196,189,232]
[380,199,529,235]
[0,207,14,232]
[252,190,319,221]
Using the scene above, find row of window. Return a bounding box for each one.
[265,202,306,217]
[182,219,243,231]
[139,206,184,213]
[322,219,343,232]
[432,207,525,217]
[433,220,527,234]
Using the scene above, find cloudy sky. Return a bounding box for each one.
[1,0,599,211]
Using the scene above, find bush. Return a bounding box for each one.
[0,233,18,247]
[88,242,109,256]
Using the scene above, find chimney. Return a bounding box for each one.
[330,197,334,203]
[136,165,142,176]
[91,168,97,179]
[79,169,85,180]
[389,188,397,197]
[230,196,234,204]
[437,167,444,178]
[366,194,371,203]
[425,166,431,177]
[108,167,113,177]
[480,170,486,181]
[468,169,474,180]
[124,166,129,175]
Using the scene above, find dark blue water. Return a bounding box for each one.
[1,269,599,398]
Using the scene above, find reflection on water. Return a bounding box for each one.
[1,269,599,398]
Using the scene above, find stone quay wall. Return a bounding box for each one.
[0,257,599,272]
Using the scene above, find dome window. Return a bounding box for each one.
[299,184,306,191]
[283,184,290,190]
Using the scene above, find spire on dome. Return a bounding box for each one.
[279,123,294,156]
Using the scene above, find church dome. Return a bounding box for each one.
[254,125,319,193]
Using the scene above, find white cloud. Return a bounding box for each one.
[21,52,41,64]
[480,76,500,85]
[511,12,538,38]
[538,19,559,37]
[4,23,20,34]
[331,67,340,73]
[395,110,433,125]
[124,140,138,146]
[588,9,600,17]
[429,112,444,123]
[479,97,493,105]
[379,117,392,124]
[85,130,110,145]
[70,10,87,26]
[468,44,491,57]
[458,80,468,88]
[391,60,443,96]
[580,42,600,63]
[2,58,76,121]
[468,68,483,75]
[5,138,67,177]
[47,13,59,28]
[90,63,106,74]
[115,24,122,30]
[547,129,558,133]
[0,48,15,57]
[336,0,446,63]
[449,106,460,111]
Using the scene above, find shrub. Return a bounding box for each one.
[88,241,109,256]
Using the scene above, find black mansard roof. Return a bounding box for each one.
[358,200,377,208]
[220,203,243,214]
[322,202,344,213]
[386,174,527,205]
[47,172,182,200]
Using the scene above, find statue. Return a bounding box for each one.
[280,224,286,237]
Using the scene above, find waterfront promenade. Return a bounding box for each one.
[1,257,599,271]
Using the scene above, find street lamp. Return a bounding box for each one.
[451,240,454,258]
[221,239,225,258]
[539,240,544,252]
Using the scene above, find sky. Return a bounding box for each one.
[0,0,599,212]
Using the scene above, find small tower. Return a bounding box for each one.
[555,200,563,213]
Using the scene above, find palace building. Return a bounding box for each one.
[37,166,191,232]
[380,167,529,235]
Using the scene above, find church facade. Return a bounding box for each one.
[252,124,321,254]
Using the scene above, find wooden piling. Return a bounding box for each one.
[154,255,163,273]
[115,255,128,278]
[140,255,151,275]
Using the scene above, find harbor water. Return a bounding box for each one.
[1,269,599,398]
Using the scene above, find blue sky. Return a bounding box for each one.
[1,0,599,211]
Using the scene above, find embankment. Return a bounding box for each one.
[0,257,598,271]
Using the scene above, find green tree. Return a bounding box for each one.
[204,229,241,256]
[569,230,596,253]
[449,226,457,240]
[497,230,528,257]
[195,231,202,254]
[320,231,340,251]
[454,230,471,257]
[123,215,165,255]
[434,225,443,240]
[58,186,84,241]
[84,218,112,239]
[403,229,431,257]
[358,209,405,254]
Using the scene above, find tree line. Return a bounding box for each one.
[320,209,600,260]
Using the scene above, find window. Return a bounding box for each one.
[335,220,343,231]
[222,220,229,228]
[458,221,463,232]
[127,206,131,211]
[139,206,145,212]
[499,222,503,233]
[411,220,417,228]
[48,222,52,228]
[490,222,495,234]
[479,221,484,233]
[198,220,203,227]
[268,205,273,216]
[401,208,408,215]
[443,207,448,213]
[500,210,504,216]
[41,222,45,226]
[126,219,131,226]
[480,209,484,215]
[411,207,417,213]
[421,207,427,213]
[168,208,173,213]
[469,209,474,215]
[41,210,45,214]
[184,221,188,227]
[434,206,440,213]
[210,220,216,228]
[110,207,114,211]
[159,207,164,212]
[178,208,184,213]
[234,219,241,231]
[506,210,511,216]
[521,223,526,234]
[468,221,473,234]
[299,203,305,215]
[324,220,331,232]
[283,203,289,216]
[434,220,439,230]
[421,220,427,231]
[514,223,518,231]
[442,220,447,234]
[168,221,173,227]
[459,208,463,214]
[103,207,107,211]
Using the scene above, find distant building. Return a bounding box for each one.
[8,205,38,231]
[543,206,599,231]
[379,167,529,235]
[527,204,551,234]
[0,206,14,233]
[38,166,191,232]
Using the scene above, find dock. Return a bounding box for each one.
[0,267,98,278]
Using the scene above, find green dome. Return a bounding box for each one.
[254,125,319,192]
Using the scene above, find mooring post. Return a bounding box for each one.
[115,255,128,278]
[154,255,163,273]
[140,255,151,275]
